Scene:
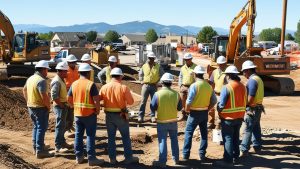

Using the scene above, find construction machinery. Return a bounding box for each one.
[209,0,294,95]
[0,10,50,80]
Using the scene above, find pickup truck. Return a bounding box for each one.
[48,47,90,67]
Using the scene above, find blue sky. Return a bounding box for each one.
[1,0,299,31]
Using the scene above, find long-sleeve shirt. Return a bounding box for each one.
[150,90,183,113]
[186,79,217,107]
[138,63,165,82]
[97,66,107,85]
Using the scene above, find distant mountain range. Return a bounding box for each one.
[13,20,296,36]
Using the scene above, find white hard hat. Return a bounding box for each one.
[108,55,117,62]
[66,54,78,62]
[241,60,257,71]
[110,67,123,76]
[217,56,227,64]
[81,53,91,61]
[78,63,92,72]
[183,53,193,60]
[160,73,174,82]
[55,61,68,70]
[224,65,239,74]
[35,60,50,69]
[193,65,205,74]
[147,51,156,58]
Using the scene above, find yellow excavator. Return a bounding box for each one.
[209,0,294,95]
[0,10,50,80]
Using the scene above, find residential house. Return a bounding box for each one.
[51,32,87,47]
[120,34,146,46]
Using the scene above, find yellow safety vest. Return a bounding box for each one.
[105,66,112,84]
[26,73,48,107]
[142,63,160,84]
[51,75,67,103]
[181,63,196,85]
[156,87,180,123]
[213,68,226,93]
[190,80,213,110]
[251,75,264,106]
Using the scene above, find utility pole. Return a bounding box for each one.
[280,0,287,56]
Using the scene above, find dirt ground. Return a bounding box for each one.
[0,54,299,168]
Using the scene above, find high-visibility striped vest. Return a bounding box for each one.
[181,63,196,85]
[105,66,112,84]
[156,87,180,123]
[51,75,67,103]
[65,67,79,89]
[213,68,226,93]
[142,63,160,84]
[220,81,247,120]
[190,80,213,111]
[72,79,96,117]
[26,73,48,107]
[251,75,264,106]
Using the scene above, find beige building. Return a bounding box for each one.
[154,35,196,46]
[51,32,87,48]
[120,34,146,46]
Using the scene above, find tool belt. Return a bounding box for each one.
[246,104,265,116]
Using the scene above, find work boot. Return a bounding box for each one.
[151,117,156,123]
[152,161,166,168]
[61,142,73,149]
[124,156,139,164]
[253,147,262,153]
[33,144,50,155]
[36,151,54,159]
[55,147,69,154]
[173,160,180,165]
[88,158,105,166]
[137,116,144,123]
[240,151,249,157]
[76,156,84,164]
[213,160,234,168]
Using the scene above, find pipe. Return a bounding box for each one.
[280,0,288,56]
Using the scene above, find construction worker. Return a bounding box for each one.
[97,55,118,85]
[65,54,79,135]
[81,53,95,82]
[138,51,164,123]
[214,66,246,168]
[182,66,217,161]
[208,55,227,129]
[178,53,197,121]
[240,60,264,156]
[67,63,104,166]
[150,73,182,168]
[23,60,54,159]
[99,68,139,165]
[50,62,73,154]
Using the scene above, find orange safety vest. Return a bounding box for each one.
[65,67,79,89]
[219,81,247,120]
[72,78,96,117]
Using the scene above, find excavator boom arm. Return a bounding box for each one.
[0,10,15,53]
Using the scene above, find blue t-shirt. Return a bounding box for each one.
[247,75,258,97]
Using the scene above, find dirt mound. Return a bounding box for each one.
[0,144,37,169]
[0,84,32,131]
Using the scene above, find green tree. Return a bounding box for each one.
[145,29,158,43]
[86,31,98,43]
[295,20,300,43]
[104,30,120,42]
[197,26,218,43]
[259,28,282,44]
[37,31,54,40]
[285,33,295,41]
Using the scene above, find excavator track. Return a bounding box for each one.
[261,75,295,95]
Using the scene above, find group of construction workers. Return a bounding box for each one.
[23,51,264,167]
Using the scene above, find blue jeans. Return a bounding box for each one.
[240,106,263,152]
[54,105,68,149]
[106,112,133,160]
[75,113,97,160]
[183,111,208,159]
[138,84,157,118]
[157,122,179,163]
[29,107,49,153]
[221,119,242,163]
